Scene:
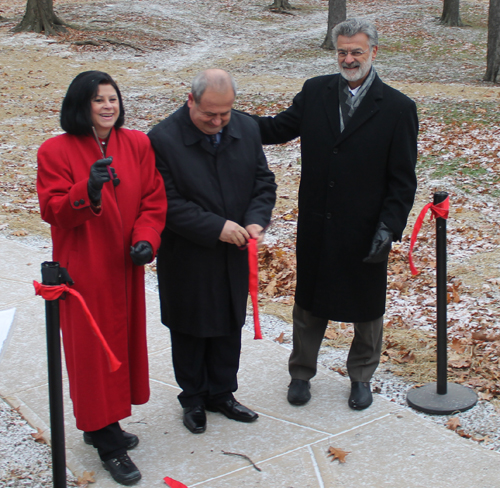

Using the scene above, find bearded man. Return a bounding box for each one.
[252,18,418,409]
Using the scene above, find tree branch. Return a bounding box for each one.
[221,450,262,472]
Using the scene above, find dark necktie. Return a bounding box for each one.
[209,134,219,148]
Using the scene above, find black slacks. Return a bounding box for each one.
[86,422,126,461]
[170,327,242,408]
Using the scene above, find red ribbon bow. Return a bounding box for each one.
[248,238,262,340]
[408,196,450,276]
[33,281,122,372]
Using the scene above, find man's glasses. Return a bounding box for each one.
[336,48,370,59]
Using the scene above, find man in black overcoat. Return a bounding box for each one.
[252,18,418,410]
[148,69,276,434]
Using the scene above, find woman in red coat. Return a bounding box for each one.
[37,71,167,485]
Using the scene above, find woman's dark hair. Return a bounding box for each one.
[60,71,125,135]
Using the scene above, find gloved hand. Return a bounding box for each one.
[363,222,393,264]
[87,157,114,203]
[130,241,153,266]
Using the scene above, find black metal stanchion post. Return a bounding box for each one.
[41,261,67,488]
[435,191,448,395]
[407,192,477,415]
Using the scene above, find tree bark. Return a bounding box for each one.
[321,0,346,50]
[484,0,500,82]
[440,0,463,26]
[13,0,67,35]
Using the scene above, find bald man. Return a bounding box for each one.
[148,69,276,434]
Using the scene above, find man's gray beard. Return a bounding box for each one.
[339,60,372,83]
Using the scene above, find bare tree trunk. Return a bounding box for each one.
[321,0,346,50]
[484,0,500,82]
[13,0,67,35]
[440,0,463,26]
[270,0,293,10]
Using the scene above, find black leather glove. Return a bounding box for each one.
[130,241,153,266]
[363,222,393,264]
[88,157,114,203]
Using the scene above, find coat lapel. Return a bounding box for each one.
[334,74,384,146]
[323,76,341,139]
[217,111,242,154]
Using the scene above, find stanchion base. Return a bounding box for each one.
[407,382,477,415]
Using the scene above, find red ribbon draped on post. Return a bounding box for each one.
[408,196,450,276]
[33,281,122,372]
[247,238,262,339]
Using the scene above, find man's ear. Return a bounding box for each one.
[371,45,378,61]
[187,92,195,109]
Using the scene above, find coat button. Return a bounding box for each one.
[74,201,80,207]
[333,148,338,154]
[326,213,332,219]
[329,181,335,188]
[79,199,85,205]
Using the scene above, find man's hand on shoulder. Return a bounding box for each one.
[219,220,250,247]
[245,224,264,246]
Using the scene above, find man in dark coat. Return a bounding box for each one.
[148,69,276,434]
[252,18,418,410]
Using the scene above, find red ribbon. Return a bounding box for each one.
[163,477,188,488]
[248,238,262,339]
[33,281,122,372]
[408,196,450,276]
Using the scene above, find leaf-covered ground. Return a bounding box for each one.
[1,0,500,448]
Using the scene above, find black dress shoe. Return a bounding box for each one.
[206,398,258,422]
[183,405,207,433]
[348,381,373,410]
[102,452,141,485]
[83,431,139,450]
[287,379,311,406]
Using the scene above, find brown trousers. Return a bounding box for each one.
[288,303,384,383]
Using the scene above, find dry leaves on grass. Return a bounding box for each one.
[258,244,296,301]
[327,447,350,463]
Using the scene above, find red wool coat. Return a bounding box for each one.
[37,128,166,432]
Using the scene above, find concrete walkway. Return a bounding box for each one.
[0,236,499,488]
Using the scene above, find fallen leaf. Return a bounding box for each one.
[327,446,350,463]
[397,350,416,363]
[274,332,285,344]
[11,230,28,236]
[77,471,95,485]
[471,435,491,443]
[331,367,346,376]
[457,429,471,438]
[446,417,461,431]
[472,331,488,341]
[478,390,494,401]
[324,328,337,340]
[264,278,277,296]
[450,338,466,354]
[30,427,46,443]
[449,359,471,369]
